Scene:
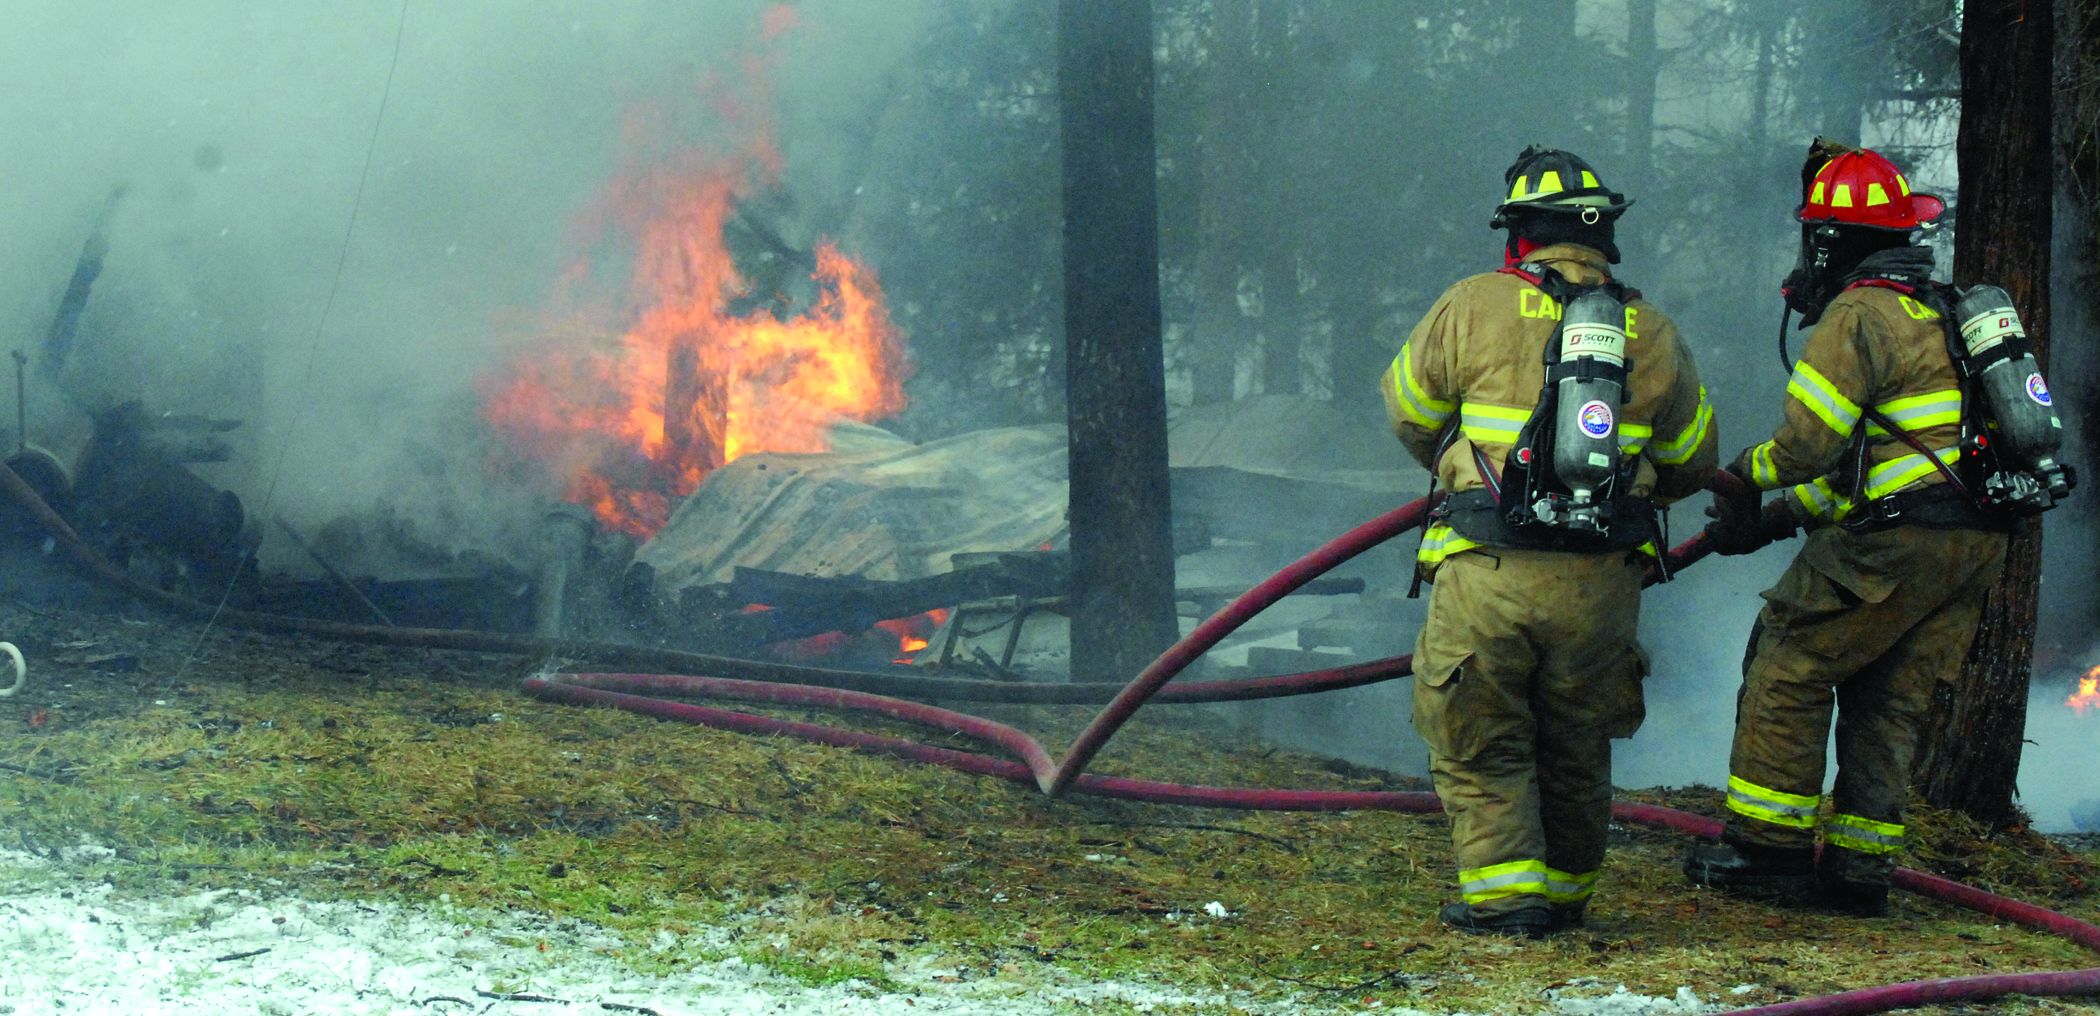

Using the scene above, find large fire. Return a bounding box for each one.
[2068,666,2100,715]
[481,11,908,540]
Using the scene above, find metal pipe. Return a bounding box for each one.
[533,506,593,638]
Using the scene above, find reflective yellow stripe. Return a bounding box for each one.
[1726,774,1820,829]
[1865,182,1890,207]
[1383,349,1454,429]
[1787,362,1862,437]
[1864,389,1961,435]
[1650,387,1713,465]
[1790,477,1852,522]
[1407,352,1456,415]
[1458,401,1530,446]
[1619,422,1653,455]
[1460,858,1549,904]
[1416,522,1482,566]
[1863,446,1961,499]
[1748,441,1780,489]
[1543,866,1598,904]
[1825,813,1905,855]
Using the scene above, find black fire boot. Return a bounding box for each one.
[1437,902,1553,940]
[1815,850,1892,917]
[1547,900,1587,932]
[1683,838,1816,900]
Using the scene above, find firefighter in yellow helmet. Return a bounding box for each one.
[1684,138,2068,915]
[1383,146,1718,938]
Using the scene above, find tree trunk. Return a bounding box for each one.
[2058,0,2100,587]
[1057,0,1180,685]
[1618,0,1657,267]
[1250,0,1301,396]
[1258,258,1302,395]
[1910,0,2054,827]
[1623,0,1656,197]
[1795,3,1875,141]
[1188,1,1253,406]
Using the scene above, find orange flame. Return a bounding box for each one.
[876,608,951,664]
[2068,667,2100,715]
[481,13,908,540]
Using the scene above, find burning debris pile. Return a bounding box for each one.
[0,10,1415,681]
[3,188,261,607]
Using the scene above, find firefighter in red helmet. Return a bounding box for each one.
[1385,146,1716,938]
[1684,138,2068,915]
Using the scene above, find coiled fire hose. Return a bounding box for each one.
[0,640,22,698]
[3,457,2096,1014]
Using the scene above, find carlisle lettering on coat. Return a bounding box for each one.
[1516,289,1639,338]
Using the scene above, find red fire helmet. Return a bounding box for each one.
[1798,147,1944,230]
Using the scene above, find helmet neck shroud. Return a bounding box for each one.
[1504,208,1621,265]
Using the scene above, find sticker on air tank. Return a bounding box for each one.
[1960,312,2020,354]
[1577,400,1615,438]
[1562,325,1625,364]
[2027,372,2053,406]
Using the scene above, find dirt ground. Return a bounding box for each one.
[2,592,2098,1015]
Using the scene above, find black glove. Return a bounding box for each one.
[1704,486,1783,556]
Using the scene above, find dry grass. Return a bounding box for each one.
[1,601,2096,1014]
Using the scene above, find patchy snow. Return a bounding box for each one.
[1542,981,1719,1015]
[0,851,1723,1015]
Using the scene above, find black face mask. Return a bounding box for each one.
[1780,225,1925,325]
[1780,225,1842,324]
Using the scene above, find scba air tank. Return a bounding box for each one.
[1547,290,1629,532]
[1954,285,2074,504]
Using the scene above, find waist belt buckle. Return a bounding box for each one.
[1875,496,1905,524]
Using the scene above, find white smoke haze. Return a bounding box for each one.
[0,0,934,572]
[0,2,2087,826]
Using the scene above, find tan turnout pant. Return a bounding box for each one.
[1410,546,1648,915]
[1722,524,2008,885]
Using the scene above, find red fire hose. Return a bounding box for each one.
[6,458,2097,1013]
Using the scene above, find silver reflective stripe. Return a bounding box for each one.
[1825,813,1905,855]
[1863,446,1961,499]
[1453,860,1553,902]
[1650,390,1713,465]
[1726,774,1819,828]
[1459,402,1530,445]
[1388,349,1455,428]
[1787,362,1862,435]
[1867,390,1961,434]
[1544,867,1597,903]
